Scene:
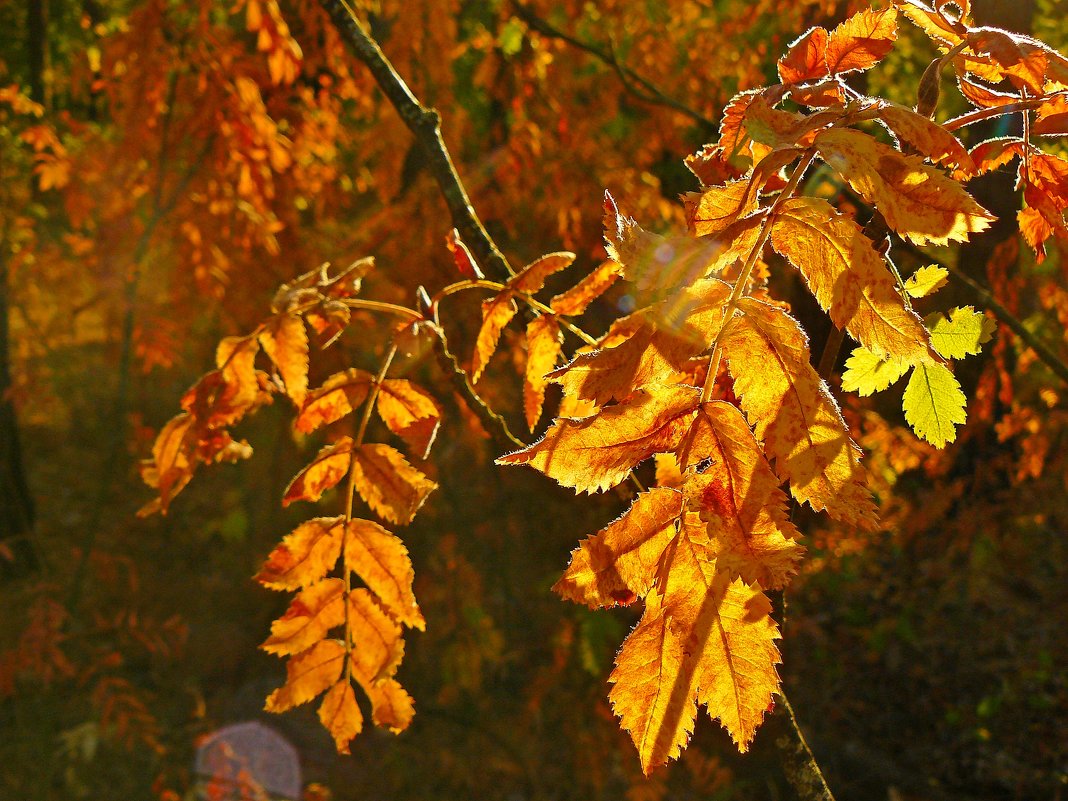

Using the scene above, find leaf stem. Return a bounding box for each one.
[943,94,1057,132]
[342,298,424,322]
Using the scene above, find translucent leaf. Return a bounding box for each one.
[256,517,344,591]
[350,443,437,525]
[877,102,975,173]
[683,180,759,237]
[319,680,362,755]
[345,519,423,629]
[523,314,564,431]
[926,306,995,359]
[347,588,404,682]
[549,259,622,316]
[261,579,346,656]
[825,7,898,75]
[509,252,575,294]
[903,362,967,447]
[259,314,309,406]
[471,293,518,383]
[841,346,910,396]
[904,265,949,298]
[377,379,442,460]
[777,26,830,84]
[265,639,345,713]
[283,438,354,507]
[357,677,415,733]
[296,370,374,434]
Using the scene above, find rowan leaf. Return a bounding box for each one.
[319,680,362,755]
[261,578,346,656]
[680,402,805,590]
[825,7,898,75]
[283,438,354,507]
[345,519,424,629]
[256,517,344,591]
[771,196,939,364]
[446,228,483,279]
[877,102,975,173]
[723,299,878,528]
[816,128,994,246]
[497,385,700,494]
[926,306,995,359]
[549,259,622,316]
[841,347,910,396]
[350,443,437,525]
[264,639,345,713]
[510,251,576,293]
[904,264,949,298]
[358,677,415,732]
[524,314,564,431]
[471,292,518,383]
[347,588,405,682]
[553,487,684,608]
[377,379,442,460]
[259,314,309,406]
[777,27,830,84]
[903,362,967,447]
[683,180,760,237]
[296,369,374,434]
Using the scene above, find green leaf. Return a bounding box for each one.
[925,307,995,359]
[904,265,949,298]
[841,346,910,396]
[902,363,967,447]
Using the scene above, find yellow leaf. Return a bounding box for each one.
[319,680,362,754]
[265,639,345,713]
[903,362,967,447]
[509,251,576,293]
[498,385,700,494]
[351,443,437,525]
[261,578,346,656]
[256,517,344,591]
[259,314,309,406]
[680,403,804,590]
[283,438,354,507]
[841,346,910,396]
[524,314,564,431]
[345,519,424,629]
[212,336,268,426]
[877,102,975,173]
[296,369,374,434]
[825,7,898,75]
[904,265,949,298]
[347,588,405,682]
[553,488,684,608]
[816,128,994,246]
[377,379,442,460]
[771,196,939,364]
[471,292,518,383]
[926,306,996,359]
[550,259,622,316]
[356,677,415,733]
[722,299,877,529]
[683,180,759,237]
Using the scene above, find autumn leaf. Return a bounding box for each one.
[259,313,310,405]
[261,578,346,656]
[524,314,564,431]
[771,196,939,365]
[815,128,994,246]
[319,680,362,754]
[345,519,424,629]
[347,588,405,681]
[877,102,975,173]
[509,252,575,294]
[722,298,878,528]
[904,264,949,298]
[825,7,898,75]
[471,292,518,383]
[358,677,415,732]
[777,27,830,84]
[297,369,374,434]
[841,347,911,396]
[926,306,995,359]
[903,362,967,447]
[265,639,346,713]
[550,260,622,316]
[377,378,442,460]
[683,180,760,237]
[350,443,437,525]
[256,517,345,591]
[446,228,483,279]
[283,438,354,507]
[498,385,700,494]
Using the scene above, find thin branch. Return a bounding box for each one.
[318,0,513,281]
[510,1,717,134]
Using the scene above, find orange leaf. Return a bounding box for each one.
[825,7,898,75]
[357,677,414,733]
[256,517,344,591]
[350,443,437,525]
[283,438,354,507]
[347,588,405,681]
[497,385,700,494]
[345,519,424,629]
[141,414,194,513]
[446,228,483,279]
[471,292,518,383]
[553,487,684,608]
[549,260,621,316]
[259,314,309,405]
[297,369,375,434]
[771,196,939,365]
[683,180,760,237]
[816,128,994,245]
[723,299,878,529]
[509,251,576,294]
[524,314,564,431]
[319,680,362,754]
[261,578,346,656]
[877,102,975,173]
[376,379,442,460]
[264,639,345,713]
[777,26,830,84]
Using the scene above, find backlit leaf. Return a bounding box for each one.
[283,438,354,507]
[904,264,949,298]
[497,385,700,494]
[259,314,309,405]
[319,680,362,755]
[877,102,975,173]
[351,443,437,525]
[377,379,442,460]
[261,578,346,656]
[524,314,564,431]
[471,292,518,383]
[256,517,344,591]
[358,677,415,732]
[510,252,576,293]
[825,7,898,75]
[841,346,910,396]
[347,588,405,681]
[550,260,622,316]
[777,27,830,83]
[265,639,345,713]
[903,362,967,447]
[296,369,374,434]
[926,306,995,358]
[345,519,424,629]
[683,180,759,237]
[816,128,994,246]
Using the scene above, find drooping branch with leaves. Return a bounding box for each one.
[140,0,1068,790]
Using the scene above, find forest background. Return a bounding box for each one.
[1,0,1067,799]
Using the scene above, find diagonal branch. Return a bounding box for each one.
[318,0,513,281]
